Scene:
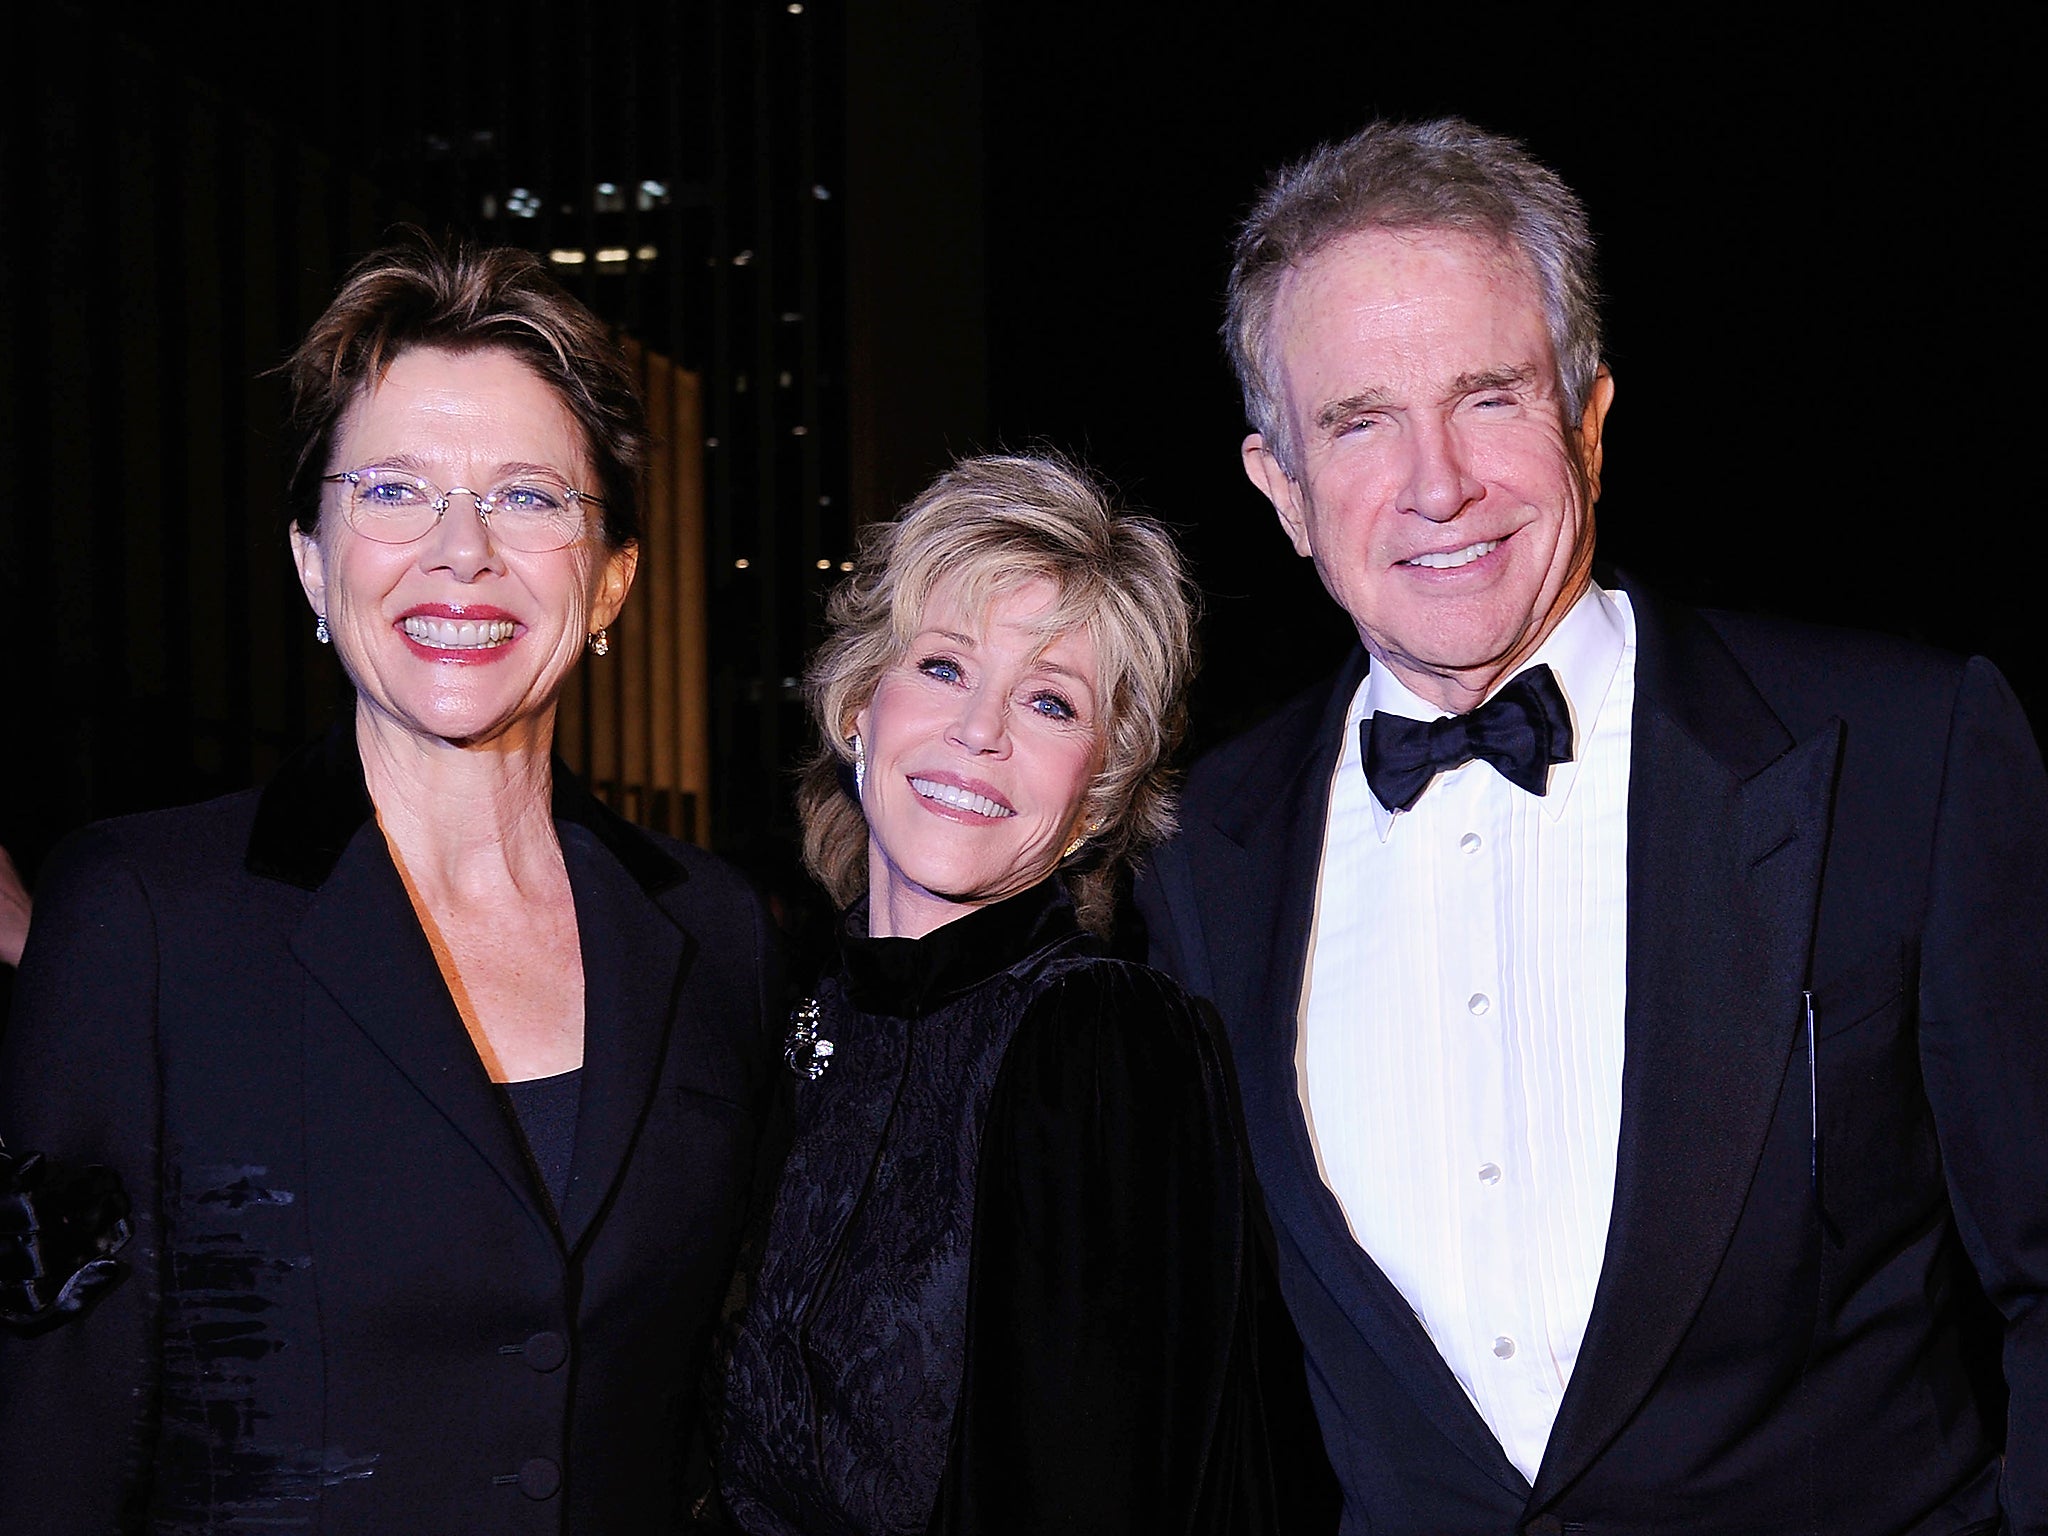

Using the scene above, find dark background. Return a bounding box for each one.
[2,2,2040,897]
[971,4,2042,743]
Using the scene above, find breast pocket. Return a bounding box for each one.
[1812,942,1942,1243]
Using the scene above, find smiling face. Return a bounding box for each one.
[1243,228,1613,713]
[854,576,1103,939]
[290,345,637,754]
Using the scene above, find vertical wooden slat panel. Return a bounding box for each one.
[114,68,167,723]
[672,366,710,840]
[180,103,230,783]
[212,103,253,792]
[642,354,679,834]
[240,121,291,782]
[552,345,706,841]
[80,58,132,817]
[586,526,622,810]
[38,49,97,818]
[619,346,652,827]
[150,64,197,807]
[292,147,352,747]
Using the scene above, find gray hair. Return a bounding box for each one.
[797,450,1198,936]
[1226,117,1603,477]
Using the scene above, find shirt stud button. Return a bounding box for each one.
[1478,1162,1502,1185]
[1493,1335,1517,1360]
[1460,831,1482,853]
[1468,993,1491,1016]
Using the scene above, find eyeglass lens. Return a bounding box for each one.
[337,470,592,552]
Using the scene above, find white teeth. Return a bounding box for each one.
[1405,539,1501,570]
[402,616,517,648]
[909,777,1014,818]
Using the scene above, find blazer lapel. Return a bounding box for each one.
[256,728,696,1255]
[555,820,690,1254]
[1531,586,1841,1505]
[290,820,552,1239]
[1217,652,1527,1497]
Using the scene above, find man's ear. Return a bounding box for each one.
[1577,366,1616,504]
[1242,433,1313,558]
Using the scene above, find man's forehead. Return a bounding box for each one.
[1281,226,1536,318]
[1270,227,1552,389]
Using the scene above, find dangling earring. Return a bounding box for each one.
[1060,821,1099,862]
[850,733,866,796]
[314,615,330,645]
[588,628,610,656]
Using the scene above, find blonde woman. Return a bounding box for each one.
[720,453,1331,1535]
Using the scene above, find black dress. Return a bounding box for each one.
[720,880,1331,1536]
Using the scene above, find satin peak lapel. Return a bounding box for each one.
[1218,652,1526,1497]
[556,823,691,1253]
[1531,596,1841,1507]
[1210,650,1369,1034]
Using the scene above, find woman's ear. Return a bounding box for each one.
[289,525,328,618]
[592,540,639,630]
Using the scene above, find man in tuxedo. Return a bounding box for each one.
[1137,117,2047,1533]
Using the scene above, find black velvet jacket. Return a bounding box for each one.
[720,881,1333,1536]
[0,728,782,1534]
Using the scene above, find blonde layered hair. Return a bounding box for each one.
[798,452,1196,934]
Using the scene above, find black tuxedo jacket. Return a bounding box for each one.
[1137,583,2048,1535]
[0,730,782,1533]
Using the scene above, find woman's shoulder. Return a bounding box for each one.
[1005,953,1231,1104]
[40,790,266,898]
[644,830,767,906]
[1022,950,1215,1027]
[553,772,770,919]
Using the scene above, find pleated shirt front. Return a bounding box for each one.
[1296,585,1637,1483]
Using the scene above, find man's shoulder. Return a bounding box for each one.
[1694,605,1963,680]
[1181,651,1364,811]
[1681,603,1974,727]
[1615,575,1980,735]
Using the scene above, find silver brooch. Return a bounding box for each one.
[783,997,835,1080]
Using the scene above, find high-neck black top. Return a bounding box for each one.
[720,880,1331,1536]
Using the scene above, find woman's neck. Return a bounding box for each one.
[356,707,563,902]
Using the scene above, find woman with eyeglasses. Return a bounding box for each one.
[0,235,782,1532]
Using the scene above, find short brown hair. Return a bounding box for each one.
[1227,117,1602,477]
[798,451,1198,936]
[282,230,648,547]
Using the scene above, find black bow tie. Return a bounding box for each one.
[1360,664,1575,813]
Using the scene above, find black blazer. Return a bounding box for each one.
[0,730,782,1533]
[1137,582,2048,1535]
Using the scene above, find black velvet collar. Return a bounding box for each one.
[244,721,686,897]
[840,879,1080,1016]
